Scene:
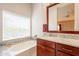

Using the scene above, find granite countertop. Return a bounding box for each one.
[0,40,36,56]
[37,36,79,48]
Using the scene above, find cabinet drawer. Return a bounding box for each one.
[56,50,71,56]
[37,39,46,44]
[56,43,79,56]
[37,39,55,49]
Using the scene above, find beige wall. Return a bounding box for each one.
[0,3,32,42]
[0,3,32,17]
[32,3,49,37]
[0,10,2,42]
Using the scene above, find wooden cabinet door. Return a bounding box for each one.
[45,46,55,56]
[56,50,72,56]
[37,44,55,56]
[37,44,46,56]
[37,39,56,56]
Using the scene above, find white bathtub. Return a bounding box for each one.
[0,39,36,56]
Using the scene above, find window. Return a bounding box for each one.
[3,10,30,41]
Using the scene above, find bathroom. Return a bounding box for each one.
[0,3,79,56]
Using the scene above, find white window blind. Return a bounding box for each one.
[3,10,30,41]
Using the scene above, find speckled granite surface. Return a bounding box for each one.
[38,36,79,48]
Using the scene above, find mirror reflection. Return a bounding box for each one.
[48,3,77,31]
[57,4,74,31]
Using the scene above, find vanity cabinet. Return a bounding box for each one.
[37,38,79,56]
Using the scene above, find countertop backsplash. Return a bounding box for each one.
[43,32,79,39]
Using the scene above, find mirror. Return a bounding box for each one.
[47,3,79,33]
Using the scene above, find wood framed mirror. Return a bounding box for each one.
[47,3,79,34]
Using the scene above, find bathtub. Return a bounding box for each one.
[0,38,36,56]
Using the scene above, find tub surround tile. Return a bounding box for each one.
[0,37,33,47]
